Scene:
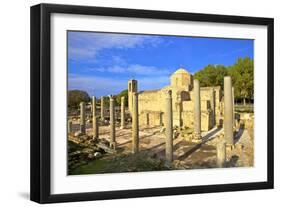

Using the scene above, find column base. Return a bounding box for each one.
[110,141,116,150]
[217,161,226,168]
[132,149,139,154]
[92,135,98,140]
[164,160,173,169]
[193,133,202,143]
[80,125,86,135]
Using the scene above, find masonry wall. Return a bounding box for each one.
[136,83,222,131]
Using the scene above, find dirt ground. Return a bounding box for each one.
[68,119,253,174]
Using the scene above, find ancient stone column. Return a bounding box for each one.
[100,96,104,121]
[128,80,138,115]
[68,120,72,133]
[92,116,98,139]
[92,96,96,117]
[79,102,86,134]
[217,141,226,167]
[92,96,98,138]
[165,90,173,163]
[109,95,116,149]
[193,79,202,142]
[210,88,216,127]
[175,92,182,127]
[120,96,125,129]
[232,87,235,127]
[132,93,139,153]
[224,76,234,145]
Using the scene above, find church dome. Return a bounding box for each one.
[170,68,193,90]
[174,68,190,75]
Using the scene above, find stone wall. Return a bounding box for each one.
[139,110,163,126]
[138,90,164,112]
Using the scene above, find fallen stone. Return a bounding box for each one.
[160,127,165,133]
[74,131,82,136]
[94,152,102,158]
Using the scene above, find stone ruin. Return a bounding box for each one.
[68,68,252,170]
[129,68,223,131]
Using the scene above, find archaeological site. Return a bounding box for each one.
[67,68,254,175]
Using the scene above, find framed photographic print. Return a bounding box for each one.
[30,3,274,203]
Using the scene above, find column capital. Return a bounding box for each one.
[224,76,232,81]
[109,95,114,100]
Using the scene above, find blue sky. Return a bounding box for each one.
[68,31,253,97]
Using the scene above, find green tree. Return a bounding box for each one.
[228,57,254,105]
[194,64,228,88]
[116,89,128,106]
[68,90,91,108]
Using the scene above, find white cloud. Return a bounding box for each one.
[68,73,170,97]
[68,32,163,60]
[90,64,171,76]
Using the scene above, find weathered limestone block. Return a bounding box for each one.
[139,111,163,126]
[201,111,212,132]
[181,111,194,128]
[138,90,163,114]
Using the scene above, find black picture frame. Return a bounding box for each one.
[30,3,274,204]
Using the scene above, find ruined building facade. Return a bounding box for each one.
[128,68,223,131]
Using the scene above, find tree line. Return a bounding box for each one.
[194,57,253,105]
[68,89,128,108]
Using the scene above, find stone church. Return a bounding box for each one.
[128,68,223,131]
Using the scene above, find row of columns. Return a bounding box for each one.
[171,77,234,166]
[74,95,134,151]
[71,76,234,166]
